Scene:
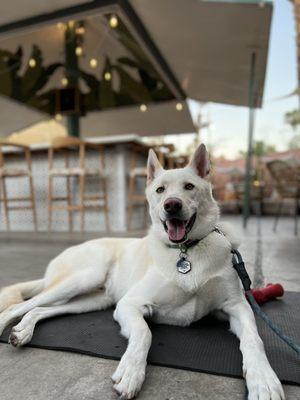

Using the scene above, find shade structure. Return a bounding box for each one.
[80,100,195,137]
[0,0,273,147]
[0,95,46,137]
[130,0,272,107]
[0,0,272,111]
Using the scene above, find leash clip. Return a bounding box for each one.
[231,250,252,292]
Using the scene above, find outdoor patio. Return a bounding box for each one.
[0,1,299,399]
[0,215,299,400]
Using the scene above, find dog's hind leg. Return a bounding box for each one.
[0,268,106,335]
[9,290,113,347]
[0,279,45,313]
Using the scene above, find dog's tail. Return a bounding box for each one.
[0,279,44,312]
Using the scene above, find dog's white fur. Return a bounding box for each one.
[0,144,284,400]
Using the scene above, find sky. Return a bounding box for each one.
[166,0,299,159]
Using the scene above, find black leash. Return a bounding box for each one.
[167,228,300,354]
[232,248,300,355]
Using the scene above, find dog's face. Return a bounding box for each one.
[146,144,219,244]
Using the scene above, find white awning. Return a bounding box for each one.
[0,96,46,137]
[0,0,272,136]
[0,1,93,26]
[80,100,195,137]
[130,0,272,107]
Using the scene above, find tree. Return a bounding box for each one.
[288,134,300,149]
[239,140,276,158]
[285,109,300,130]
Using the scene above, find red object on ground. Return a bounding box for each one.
[250,283,284,305]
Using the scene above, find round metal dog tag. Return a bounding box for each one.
[177,258,192,274]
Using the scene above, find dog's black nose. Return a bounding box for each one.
[164,198,182,214]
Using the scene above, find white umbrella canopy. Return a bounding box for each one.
[80,100,195,137]
[0,95,46,137]
[0,0,272,136]
[0,1,91,26]
[130,0,272,107]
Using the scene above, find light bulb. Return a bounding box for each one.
[61,77,68,87]
[104,71,111,81]
[109,15,118,29]
[176,102,183,111]
[75,46,83,56]
[76,26,85,35]
[140,104,147,112]
[29,58,36,68]
[90,58,98,68]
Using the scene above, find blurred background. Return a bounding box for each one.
[0,0,299,234]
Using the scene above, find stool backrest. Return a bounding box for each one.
[0,142,32,170]
[48,137,85,170]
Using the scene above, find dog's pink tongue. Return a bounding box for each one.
[166,220,186,242]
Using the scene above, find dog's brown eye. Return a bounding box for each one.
[156,186,165,194]
[184,183,194,190]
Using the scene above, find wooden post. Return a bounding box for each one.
[65,21,80,138]
[243,52,257,228]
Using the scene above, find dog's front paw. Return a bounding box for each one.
[246,364,285,400]
[9,325,33,347]
[111,355,146,399]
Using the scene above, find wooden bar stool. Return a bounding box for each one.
[0,142,37,231]
[48,137,109,232]
[127,145,170,230]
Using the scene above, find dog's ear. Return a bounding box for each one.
[188,144,210,178]
[147,149,163,184]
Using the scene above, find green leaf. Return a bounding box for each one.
[113,64,151,103]
[22,45,44,98]
[0,54,12,96]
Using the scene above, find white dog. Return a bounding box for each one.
[0,144,284,400]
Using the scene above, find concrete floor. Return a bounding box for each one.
[0,216,299,400]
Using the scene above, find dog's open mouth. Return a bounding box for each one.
[163,213,197,243]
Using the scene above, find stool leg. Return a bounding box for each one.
[29,175,38,232]
[67,176,73,232]
[102,177,110,232]
[48,176,53,232]
[79,175,85,232]
[1,177,10,231]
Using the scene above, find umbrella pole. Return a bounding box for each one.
[243,52,257,228]
[65,22,80,138]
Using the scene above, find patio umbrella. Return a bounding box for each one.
[0,0,273,225]
[0,95,46,137]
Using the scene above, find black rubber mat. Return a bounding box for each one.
[1,292,299,385]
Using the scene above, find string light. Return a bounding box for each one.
[76,26,85,35]
[176,102,183,111]
[75,46,83,56]
[55,113,62,121]
[140,104,147,112]
[61,77,68,87]
[28,58,36,68]
[104,71,111,81]
[90,58,98,68]
[109,15,118,28]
